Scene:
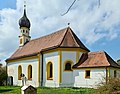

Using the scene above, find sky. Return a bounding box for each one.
[0,0,120,64]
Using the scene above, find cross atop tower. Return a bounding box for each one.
[24,0,26,10]
[18,1,31,47]
[68,23,70,26]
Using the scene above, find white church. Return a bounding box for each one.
[6,4,120,88]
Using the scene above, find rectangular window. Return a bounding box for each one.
[85,70,90,78]
[114,70,117,78]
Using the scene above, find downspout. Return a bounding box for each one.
[38,53,40,87]
[106,67,110,84]
[106,67,108,84]
[41,52,44,87]
[6,62,8,85]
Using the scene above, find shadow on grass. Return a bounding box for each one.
[0,89,13,93]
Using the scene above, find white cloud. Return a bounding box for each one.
[0,0,120,62]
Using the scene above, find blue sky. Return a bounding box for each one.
[0,0,120,64]
[0,0,16,9]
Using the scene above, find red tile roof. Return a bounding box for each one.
[6,27,89,61]
[73,51,120,68]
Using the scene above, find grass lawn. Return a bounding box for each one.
[0,86,93,94]
[0,86,20,94]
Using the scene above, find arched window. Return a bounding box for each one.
[28,65,32,80]
[64,61,72,71]
[18,65,22,80]
[47,62,53,80]
[26,30,28,33]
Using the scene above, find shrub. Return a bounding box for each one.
[94,78,120,94]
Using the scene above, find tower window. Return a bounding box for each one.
[85,70,90,78]
[23,30,25,33]
[28,65,32,80]
[64,61,72,71]
[18,65,22,80]
[20,39,22,44]
[26,30,28,33]
[47,62,53,80]
[26,39,29,43]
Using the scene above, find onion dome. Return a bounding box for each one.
[19,6,30,29]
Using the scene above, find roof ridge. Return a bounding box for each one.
[88,51,105,54]
[104,52,120,67]
[68,27,80,47]
[70,30,90,51]
[59,27,90,51]
[6,27,90,61]
[59,27,70,46]
[73,51,120,69]
[30,27,68,42]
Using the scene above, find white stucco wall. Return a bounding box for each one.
[7,59,39,87]
[42,52,59,87]
[73,69,106,88]
[60,51,82,87]
[8,50,115,88]
[42,51,83,87]
[109,68,120,78]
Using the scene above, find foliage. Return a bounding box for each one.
[0,66,8,85]
[94,78,120,94]
[0,63,2,67]
[0,86,93,94]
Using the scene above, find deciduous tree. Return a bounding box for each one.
[0,66,7,85]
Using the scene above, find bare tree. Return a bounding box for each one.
[61,0,77,16]
[98,0,101,8]
[61,0,101,16]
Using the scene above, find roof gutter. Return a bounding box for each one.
[6,52,39,63]
[40,52,44,87]
[72,66,110,69]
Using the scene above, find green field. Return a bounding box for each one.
[0,86,93,94]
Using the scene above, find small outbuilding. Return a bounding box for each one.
[21,84,37,94]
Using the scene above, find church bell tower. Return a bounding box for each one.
[19,3,31,47]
